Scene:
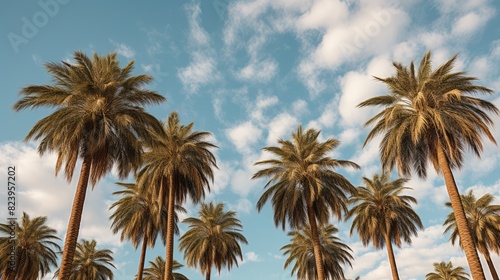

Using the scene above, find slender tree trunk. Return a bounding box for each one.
[157,178,166,226]
[58,155,92,280]
[384,233,400,280]
[306,204,325,280]
[436,144,486,280]
[136,237,148,280]
[483,250,499,280]
[164,174,176,280]
[206,265,211,280]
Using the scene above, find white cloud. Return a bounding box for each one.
[296,0,349,31]
[291,99,308,115]
[452,9,494,35]
[492,40,500,57]
[306,98,338,130]
[249,94,279,122]
[177,51,219,93]
[266,113,299,145]
[338,56,392,127]
[185,3,210,46]
[237,58,278,82]
[339,128,361,145]
[230,168,259,197]
[242,251,260,264]
[419,32,446,50]
[109,39,135,59]
[226,121,262,154]
[228,198,253,215]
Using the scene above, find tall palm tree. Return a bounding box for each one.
[0,212,61,280]
[358,51,498,279]
[13,51,166,280]
[109,182,185,280]
[346,172,423,280]
[253,125,360,280]
[443,190,500,280]
[53,239,115,280]
[281,223,353,280]
[142,256,189,280]
[179,202,248,280]
[137,112,217,280]
[426,261,470,280]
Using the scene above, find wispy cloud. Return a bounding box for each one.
[177,51,219,93]
[109,39,135,59]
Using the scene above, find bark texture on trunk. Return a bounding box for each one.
[306,204,325,280]
[384,233,400,280]
[58,155,91,280]
[436,144,486,280]
[164,174,176,280]
[136,237,148,280]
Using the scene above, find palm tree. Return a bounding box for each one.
[53,239,115,280]
[179,202,248,280]
[13,51,166,280]
[443,190,500,280]
[346,172,423,280]
[253,125,360,280]
[425,261,470,280]
[0,212,61,280]
[137,111,217,280]
[143,256,189,280]
[358,51,498,280]
[281,223,353,280]
[109,182,185,280]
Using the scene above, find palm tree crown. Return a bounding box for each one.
[13,51,165,185]
[357,51,498,279]
[109,181,184,280]
[281,223,353,280]
[138,111,217,280]
[443,190,500,280]
[13,51,166,280]
[347,172,423,279]
[179,202,248,280]
[425,261,470,280]
[253,125,359,280]
[142,256,189,280]
[0,212,61,280]
[358,51,498,178]
[54,239,115,280]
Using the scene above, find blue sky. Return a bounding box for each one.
[1,0,500,279]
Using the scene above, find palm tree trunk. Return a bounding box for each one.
[483,249,499,280]
[136,237,148,280]
[384,233,400,280]
[206,265,212,280]
[164,174,176,280]
[58,154,92,280]
[436,144,486,280]
[306,204,325,280]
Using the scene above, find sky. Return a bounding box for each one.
[1,0,500,279]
